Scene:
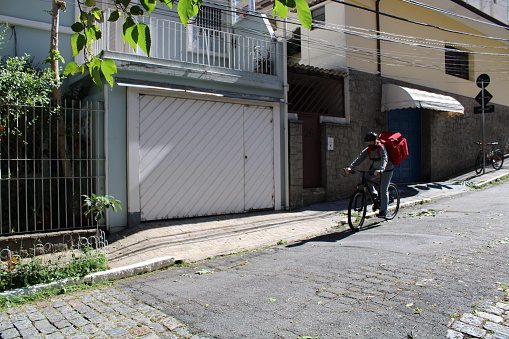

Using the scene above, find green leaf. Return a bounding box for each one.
[273,0,288,19]
[90,7,104,22]
[159,0,174,9]
[71,22,84,33]
[79,11,89,23]
[178,0,201,27]
[108,10,121,22]
[123,16,136,43]
[136,23,151,56]
[84,0,96,7]
[85,26,101,41]
[117,0,131,7]
[130,5,144,15]
[88,58,103,90]
[71,33,87,56]
[63,61,84,76]
[100,58,117,88]
[295,0,312,29]
[141,0,157,15]
[129,24,139,50]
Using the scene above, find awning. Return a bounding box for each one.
[382,84,464,115]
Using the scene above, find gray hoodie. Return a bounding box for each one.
[350,145,394,172]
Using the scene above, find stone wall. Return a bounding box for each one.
[322,69,386,201]
[289,120,303,209]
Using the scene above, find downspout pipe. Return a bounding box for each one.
[376,0,381,75]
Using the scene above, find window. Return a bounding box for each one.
[188,6,224,54]
[311,6,325,30]
[445,46,469,80]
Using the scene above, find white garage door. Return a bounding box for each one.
[138,95,274,221]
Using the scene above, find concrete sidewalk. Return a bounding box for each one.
[103,165,509,270]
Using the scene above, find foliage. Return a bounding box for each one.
[0,55,58,106]
[0,56,60,143]
[82,194,122,233]
[64,0,311,89]
[0,247,108,293]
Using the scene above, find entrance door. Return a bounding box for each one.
[388,108,421,183]
[301,114,322,188]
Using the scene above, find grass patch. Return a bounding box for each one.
[1,247,108,293]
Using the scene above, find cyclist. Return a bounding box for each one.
[345,132,394,218]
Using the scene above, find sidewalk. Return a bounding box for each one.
[103,165,509,270]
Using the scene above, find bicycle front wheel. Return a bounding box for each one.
[475,153,484,175]
[348,190,367,231]
[492,149,504,170]
[385,183,400,220]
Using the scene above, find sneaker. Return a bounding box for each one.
[377,211,387,218]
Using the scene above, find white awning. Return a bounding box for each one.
[382,84,464,115]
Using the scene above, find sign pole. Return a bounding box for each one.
[475,74,491,175]
[481,80,486,174]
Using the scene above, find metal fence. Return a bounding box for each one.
[76,9,277,75]
[0,231,108,293]
[0,101,105,236]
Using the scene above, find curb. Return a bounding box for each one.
[0,256,176,299]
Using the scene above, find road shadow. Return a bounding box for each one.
[285,220,384,248]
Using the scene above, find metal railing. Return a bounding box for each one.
[0,101,105,235]
[76,10,276,75]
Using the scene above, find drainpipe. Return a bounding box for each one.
[376,0,381,75]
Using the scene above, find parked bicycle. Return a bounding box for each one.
[474,142,504,175]
[345,169,400,231]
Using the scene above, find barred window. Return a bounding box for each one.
[445,46,469,80]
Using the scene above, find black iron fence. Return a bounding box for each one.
[0,101,105,235]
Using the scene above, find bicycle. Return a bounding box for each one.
[474,142,504,175]
[345,170,400,232]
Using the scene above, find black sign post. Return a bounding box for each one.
[474,74,492,174]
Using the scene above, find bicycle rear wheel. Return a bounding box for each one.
[475,153,484,175]
[348,190,367,231]
[385,183,400,220]
[492,149,504,170]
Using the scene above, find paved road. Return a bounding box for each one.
[2,181,509,338]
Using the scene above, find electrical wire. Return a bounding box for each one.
[23,0,509,79]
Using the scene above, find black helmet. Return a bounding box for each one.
[364,132,378,142]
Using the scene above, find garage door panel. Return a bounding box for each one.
[139,96,274,221]
[155,125,245,218]
[244,106,274,210]
[140,99,238,192]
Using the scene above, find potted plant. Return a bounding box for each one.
[253,47,272,74]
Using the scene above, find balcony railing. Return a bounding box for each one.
[76,11,276,75]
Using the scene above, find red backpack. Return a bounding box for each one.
[370,132,409,166]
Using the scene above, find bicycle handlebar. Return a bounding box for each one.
[343,168,376,175]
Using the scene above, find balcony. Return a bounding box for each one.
[76,10,277,76]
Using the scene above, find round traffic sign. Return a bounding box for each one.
[476,74,490,88]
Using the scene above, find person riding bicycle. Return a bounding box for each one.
[345,132,394,218]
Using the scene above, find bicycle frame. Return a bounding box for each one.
[356,171,381,207]
[474,141,504,175]
[346,169,400,231]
